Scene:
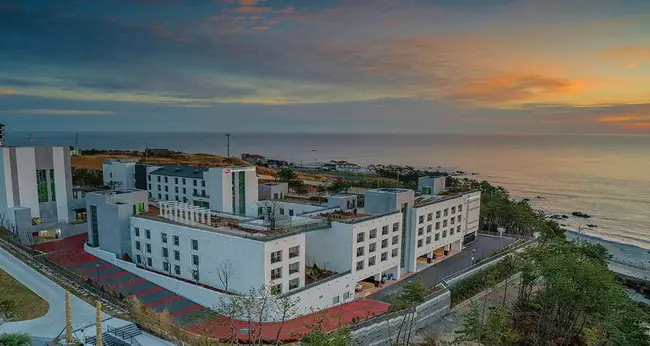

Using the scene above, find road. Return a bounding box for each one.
[0,246,173,345]
[368,235,515,302]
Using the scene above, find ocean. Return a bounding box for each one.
[5,131,650,249]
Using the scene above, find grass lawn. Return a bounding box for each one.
[0,268,49,321]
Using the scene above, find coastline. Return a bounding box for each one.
[564,227,650,269]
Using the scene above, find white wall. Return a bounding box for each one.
[284,272,356,315]
[263,235,305,295]
[265,201,326,217]
[103,161,136,189]
[15,148,38,218]
[465,191,481,235]
[131,217,269,293]
[411,196,467,265]
[350,213,402,282]
[0,149,13,208]
[305,224,353,273]
[52,147,70,222]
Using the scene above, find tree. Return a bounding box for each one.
[216,260,235,292]
[274,295,300,344]
[277,167,298,182]
[301,326,351,346]
[0,333,32,346]
[258,200,282,230]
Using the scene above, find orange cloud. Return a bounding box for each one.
[447,74,580,104]
[0,89,14,95]
[622,62,639,69]
[620,122,650,129]
[596,114,650,123]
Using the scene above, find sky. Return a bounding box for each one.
[1,0,650,134]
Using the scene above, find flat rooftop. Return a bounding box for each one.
[310,208,399,224]
[371,188,412,194]
[92,188,141,195]
[149,165,209,178]
[413,191,472,207]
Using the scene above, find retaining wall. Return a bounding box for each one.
[350,289,451,346]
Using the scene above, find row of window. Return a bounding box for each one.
[270,246,300,264]
[149,175,205,187]
[135,255,201,281]
[270,262,301,280]
[134,228,199,250]
[416,226,461,247]
[148,184,207,196]
[356,236,398,256]
[356,249,398,270]
[271,277,301,295]
[357,223,400,243]
[418,205,463,224]
[135,241,201,265]
[417,217,462,235]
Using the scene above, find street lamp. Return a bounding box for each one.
[95,264,100,286]
[577,224,590,243]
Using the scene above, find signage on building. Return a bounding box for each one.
[224,169,231,174]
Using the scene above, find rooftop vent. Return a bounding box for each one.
[174,167,181,172]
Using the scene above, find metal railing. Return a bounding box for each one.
[105,324,143,346]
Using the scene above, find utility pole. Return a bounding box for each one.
[225,133,231,157]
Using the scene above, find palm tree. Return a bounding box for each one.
[0,333,32,346]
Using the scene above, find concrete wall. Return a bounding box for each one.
[350,289,451,346]
[464,191,481,235]
[305,224,353,273]
[52,146,73,222]
[258,183,288,200]
[15,147,39,218]
[349,213,403,282]
[282,272,356,315]
[103,161,136,189]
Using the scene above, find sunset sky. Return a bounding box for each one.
[2,0,650,134]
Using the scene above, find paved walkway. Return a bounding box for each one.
[0,244,174,345]
[369,235,515,302]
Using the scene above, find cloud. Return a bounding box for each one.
[622,62,640,69]
[0,109,115,115]
[447,74,580,105]
[620,122,650,129]
[0,90,15,95]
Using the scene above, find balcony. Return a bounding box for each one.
[192,192,210,199]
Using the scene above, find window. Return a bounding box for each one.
[381,239,388,249]
[193,188,198,195]
[174,177,178,184]
[435,233,440,241]
[457,225,461,233]
[192,254,200,266]
[135,241,141,250]
[174,250,180,261]
[458,215,462,222]
[165,194,169,200]
[158,185,161,191]
[201,180,205,187]
[183,188,186,194]
[426,236,432,244]
[289,278,300,290]
[148,183,151,190]
[164,177,168,183]
[381,252,388,261]
[289,246,300,258]
[356,260,364,270]
[175,186,179,193]
[289,209,294,216]
[165,186,168,192]
[444,209,448,217]
[193,179,197,186]
[271,267,282,280]
[344,292,351,300]
[391,248,398,258]
[333,296,340,304]
[271,250,282,263]
[174,265,181,275]
[450,228,454,235]
[436,211,441,219]
[146,243,151,253]
[161,233,167,243]
[443,220,448,227]
[136,255,142,264]
[418,227,424,236]
[162,247,168,257]
[417,239,423,247]
[132,204,137,215]
[442,230,447,238]
[279,208,285,215]
[451,218,455,225]
[427,225,432,233]
[356,246,364,257]
[271,284,282,295]
[147,257,152,267]
[368,256,376,266]
[357,232,365,243]
[181,178,185,185]
[173,235,179,246]
[37,170,48,202]
[392,235,399,245]
[192,270,199,281]
[458,205,463,212]
[369,229,377,239]
[135,227,140,237]
[163,261,169,272]
[451,206,456,214]
[191,239,198,250]
[419,215,424,224]
[157,176,161,182]
[436,222,440,230]
[289,262,300,274]
[148,175,151,182]
[369,243,376,253]
[148,192,152,198]
[393,223,399,232]
[427,213,433,221]
[157,193,161,200]
[382,225,389,235]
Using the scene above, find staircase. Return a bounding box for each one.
[84,323,142,346]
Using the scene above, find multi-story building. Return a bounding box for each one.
[0,146,74,223]
[102,159,138,189]
[86,189,148,259]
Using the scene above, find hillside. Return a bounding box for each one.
[71,152,334,182]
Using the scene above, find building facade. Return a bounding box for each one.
[102,159,138,189]
[0,146,73,223]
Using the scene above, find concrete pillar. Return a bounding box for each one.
[158,202,163,216]
[203,211,208,224]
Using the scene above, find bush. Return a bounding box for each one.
[0,333,32,346]
[450,256,517,305]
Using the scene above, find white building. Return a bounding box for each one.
[0,146,74,223]
[102,159,138,189]
[147,165,258,217]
